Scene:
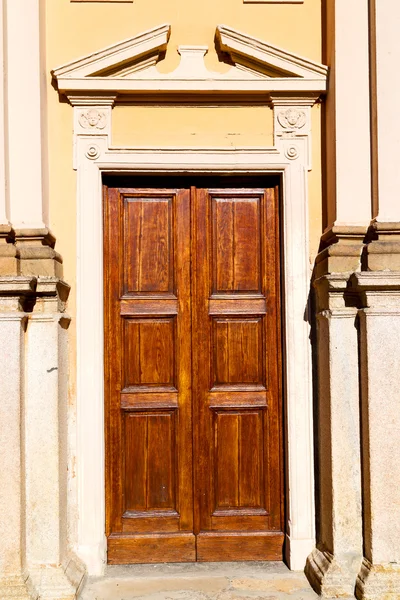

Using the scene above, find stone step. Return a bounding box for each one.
[79,562,318,600]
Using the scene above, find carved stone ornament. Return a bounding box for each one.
[285,145,300,160]
[278,108,307,130]
[79,109,107,130]
[85,144,100,160]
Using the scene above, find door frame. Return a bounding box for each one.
[74,140,315,575]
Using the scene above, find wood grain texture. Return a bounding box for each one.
[192,186,284,557]
[108,533,196,564]
[104,182,283,563]
[196,532,284,562]
[104,187,193,563]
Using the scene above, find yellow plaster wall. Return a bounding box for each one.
[45,0,323,489]
[112,104,274,147]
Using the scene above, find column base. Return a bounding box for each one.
[26,566,79,600]
[356,558,400,600]
[0,575,30,600]
[306,547,362,598]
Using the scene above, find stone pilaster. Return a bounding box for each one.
[316,0,371,281]
[0,278,35,600]
[22,279,82,600]
[351,272,400,600]
[306,275,363,598]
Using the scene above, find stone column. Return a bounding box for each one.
[0,0,17,274]
[315,0,371,278]
[0,279,34,600]
[306,275,363,597]
[354,5,400,594]
[352,273,400,599]
[0,1,85,597]
[366,0,400,271]
[5,0,47,230]
[23,280,81,600]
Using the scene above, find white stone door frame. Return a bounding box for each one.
[74,136,315,576]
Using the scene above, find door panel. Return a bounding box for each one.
[105,182,283,564]
[105,187,195,564]
[193,187,283,560]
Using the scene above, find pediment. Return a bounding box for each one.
[52,24,328,99]
[52,24,171,79]
[216,25,328,80]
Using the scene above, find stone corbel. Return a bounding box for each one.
[269,94,319,171]
[68,95,116,169]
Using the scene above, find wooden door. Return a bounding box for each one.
[192,186,284,560]
[104,180,283,564]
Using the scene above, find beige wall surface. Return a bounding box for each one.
[45,0,322,544]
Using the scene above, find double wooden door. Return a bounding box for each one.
[104,179,284,564]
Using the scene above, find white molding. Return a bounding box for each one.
[73,116,315,577]
[52,25,328,98]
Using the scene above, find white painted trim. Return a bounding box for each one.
[74,129,315,576]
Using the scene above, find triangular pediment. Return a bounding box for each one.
[52,24,171,79]
[216,26,328,80]
[52,24,328,99]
